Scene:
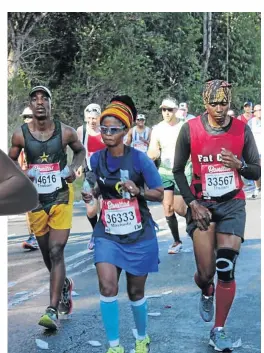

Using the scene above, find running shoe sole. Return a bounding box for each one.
[67,278,74,315]
[38,314,58,330]
[209,339,233,352]
[22,242,39,250]
[59,278,74,315]
[168,245,182,254]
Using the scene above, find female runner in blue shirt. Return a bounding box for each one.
[82,95,164,353]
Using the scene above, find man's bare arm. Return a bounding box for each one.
[64,126,86,171]
[125,128,133,145]
[147,129,160,160]
[147,128,152,145]
[8,128,25,166]
[76,126,83,142]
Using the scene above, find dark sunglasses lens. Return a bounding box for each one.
[162,108,173,112]
[111,128,121,134]
[86,109,98,113]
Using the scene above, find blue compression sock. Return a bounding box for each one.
[100,295,119,346]
[131,297,147,339]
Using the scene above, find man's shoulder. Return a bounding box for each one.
[154,120,166,129]
[233,116,247,126]
[12,125,24,138]
[61,122,77,133]
[237,114,246,121]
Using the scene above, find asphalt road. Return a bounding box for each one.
[8,194,261,353]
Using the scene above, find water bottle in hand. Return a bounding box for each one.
[120,169,130,199]
[83,180,94,205]
[27,167,40,181]
[60,166,71,179]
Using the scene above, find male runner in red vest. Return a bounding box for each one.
[237,101,253,124]
[77,103,105,249]
[173,80,261,352]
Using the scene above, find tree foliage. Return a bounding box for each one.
[8,12,261,139]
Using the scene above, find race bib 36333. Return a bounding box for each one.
[101,198,142,235]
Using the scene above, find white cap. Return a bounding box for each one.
[159,98,178,109]
[179,102,187,110]
[20,107,33,117]
[137,114,146,120]
[84,103,101,116]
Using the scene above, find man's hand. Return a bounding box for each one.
[221,148,242,170]
[65,166,77,183]
[81,190,94,204]
[139,137,149,145]
[189,200,212,231]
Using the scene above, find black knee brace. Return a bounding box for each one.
[216,248,239,282]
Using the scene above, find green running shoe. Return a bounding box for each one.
[135,335,151,353]
[38,307,58,330]
[209,327,233,352]
[106,346,125,353]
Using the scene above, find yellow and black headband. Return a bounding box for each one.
[203,80,232,104]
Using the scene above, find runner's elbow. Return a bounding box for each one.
[155,189,164,202]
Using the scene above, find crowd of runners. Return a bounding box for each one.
[5,79,261,353]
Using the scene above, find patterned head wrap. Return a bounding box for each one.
[203,80,232,105]
[100,96,137,129]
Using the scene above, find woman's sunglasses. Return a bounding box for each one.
[100,126,126,135]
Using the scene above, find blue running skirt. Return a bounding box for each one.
[94,236,159,276]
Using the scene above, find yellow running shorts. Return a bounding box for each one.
[28,184,74,236]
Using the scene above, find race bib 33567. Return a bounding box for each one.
[201,163,239,197]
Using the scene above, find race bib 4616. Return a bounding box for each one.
[101,198,142,235]
[29,162,62,194]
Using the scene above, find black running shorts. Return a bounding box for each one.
[186,199,246,241]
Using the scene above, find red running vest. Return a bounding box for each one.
[188,116,245,201]
[87,133,105,154]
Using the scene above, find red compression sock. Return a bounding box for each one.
[214,279,236,328]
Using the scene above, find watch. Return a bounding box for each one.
[138,186,145,197]
[239,160,248,173]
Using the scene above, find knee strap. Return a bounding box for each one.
[216,248,239,282]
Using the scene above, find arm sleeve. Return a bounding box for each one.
[240,124,261,180]
[138,152,163,189]
[172,123,196,205]
[90,152,100,177]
